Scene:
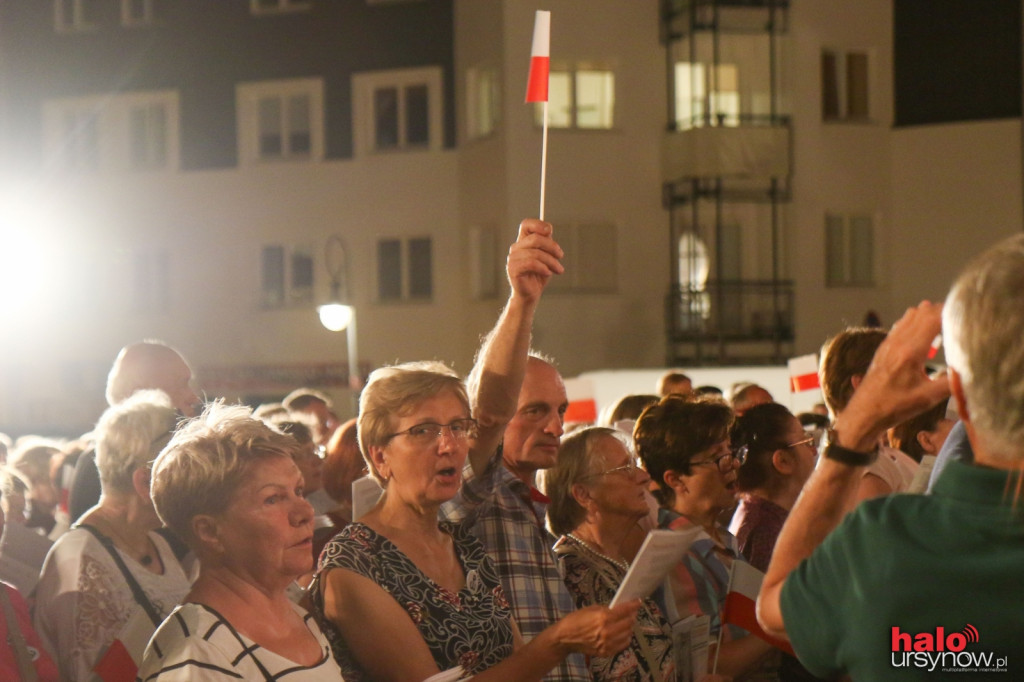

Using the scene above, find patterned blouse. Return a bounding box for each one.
[311,521,515,680]
[554,535,676,682]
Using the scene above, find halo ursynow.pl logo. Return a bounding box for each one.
[890,624,1008,673]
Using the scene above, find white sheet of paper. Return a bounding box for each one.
[609,527,702,608]
[351,475,383,521]
[672,614,710,682]
[0,521,53,595]
[906,454,936,494]
[423,665,465,682]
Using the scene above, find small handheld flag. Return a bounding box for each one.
[525,10,551,219]
[788,353,821,393]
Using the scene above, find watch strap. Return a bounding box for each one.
[823,429,878,466]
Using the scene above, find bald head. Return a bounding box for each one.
[106,341,200,416]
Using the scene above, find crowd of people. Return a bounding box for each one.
[0,219,1021,681]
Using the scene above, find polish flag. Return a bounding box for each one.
[524,10,551,102]
[722,560,796,657]
[928,334,942,360]
[563,376,597,424]
[788,353,820,393]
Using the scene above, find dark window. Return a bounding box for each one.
[408,238,432,298]
[262,246,285,306]
[374,87,399,150]
[405,85,429,147]
[377,239,402,300]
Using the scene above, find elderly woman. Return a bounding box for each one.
[138,402,343,680]
[310,361,637,682]
[728,403,818,572]
[634,395,775,680]
[545,426,676,682]
[34,391,192,681]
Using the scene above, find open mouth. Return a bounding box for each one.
[438,466,458,477]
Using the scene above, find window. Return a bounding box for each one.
[55,0,96,32]
[467,67,500,140]
[237,78,324,164]
[353,67,443,155]
[546,222,617,293]
[822,50,870,121]
[251,0,311,15]
[535,68,615,130]
[121,0,153,27]
[132,248,169,313]
[825,213,874,287]
[261,245,315,308]
[674,62,740,129]
[42,91,179,173]
[377,237,432,301]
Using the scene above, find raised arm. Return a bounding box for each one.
[468,219,564,474]
[757,302,950,637]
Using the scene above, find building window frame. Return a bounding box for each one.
[546,221,618,294]
[121,0,154,27]
[376,236,433,302]
[54,0,97,33]
[821,48,872,123]
[260,244,316,309]
[237,78,324,165]
[352,66,444,157]
[250,0,311,15]
[534,65,616,130]
[466,66,500,140]
[825,212,875,287]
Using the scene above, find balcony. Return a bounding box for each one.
[665,279,794,365]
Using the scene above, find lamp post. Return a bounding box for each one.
[317,235,361,411]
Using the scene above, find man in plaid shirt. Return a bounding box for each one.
[442,218,589,682]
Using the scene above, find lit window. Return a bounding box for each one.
[251,0,310,15]
[537,68,615,130]
[129,103,168,169]
[825,213,874,287]
[822,50,870,122]
[377,237,433,301]
[353,67,443,155]
[261,245,315,308]
[546,222,617,293]
[43,91,178,173]
[237,79,324,164]
[467,67,500,140]
[674,62,740,129]
[55,0,96,32]
[121,0,153,27]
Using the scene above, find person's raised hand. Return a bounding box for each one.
[506,219,564,304]
[838,301,951,451]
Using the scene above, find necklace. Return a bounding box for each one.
[91,514,155,567]
[566,533,629,571]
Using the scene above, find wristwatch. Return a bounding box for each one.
[823,428,879,466]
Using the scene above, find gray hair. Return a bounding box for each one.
[94,390,179,494]
[150,401,301,548]
[544,427,631,536]
[943,233,1024,461]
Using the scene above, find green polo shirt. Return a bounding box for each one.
[781,459,1024,680]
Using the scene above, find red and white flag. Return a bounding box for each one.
[524,10,550,102]
[788,353,820,393]
[928,334,942,360]
[722,560,795,657]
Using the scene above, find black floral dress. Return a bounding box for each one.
[311,521,515,681]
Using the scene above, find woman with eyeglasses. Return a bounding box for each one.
[634,395,776,680]
[728,403,819,574]
[310,361,638,682]
[545,426,679,682]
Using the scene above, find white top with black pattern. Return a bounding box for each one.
[137,601,344,681]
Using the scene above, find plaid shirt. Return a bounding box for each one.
[441,448,589,682]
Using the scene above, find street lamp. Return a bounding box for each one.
[317,235,361,396]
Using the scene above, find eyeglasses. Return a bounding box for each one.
[585,458,646,480]
[384,418,479,446]
[692,445,747,471]
[786,436,816,450]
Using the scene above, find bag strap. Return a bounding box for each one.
[0,586,40,682]
[76,523,163,627]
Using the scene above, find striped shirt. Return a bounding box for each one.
[441,449,588,682]
[137,602,343,681]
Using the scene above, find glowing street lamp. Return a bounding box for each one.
[318,235,361,395]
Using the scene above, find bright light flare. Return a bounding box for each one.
[0,188,60,319]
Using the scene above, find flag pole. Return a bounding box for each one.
[539,100,549,220]
[712,562,737,675]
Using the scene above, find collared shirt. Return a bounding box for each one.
[728,494,789,572]
[441,448,589,682]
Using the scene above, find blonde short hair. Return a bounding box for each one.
[150,401,300,548]
[358,361,469,485]
[94,390,178,494]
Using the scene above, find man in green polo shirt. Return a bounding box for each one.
[756,234,1024,680]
